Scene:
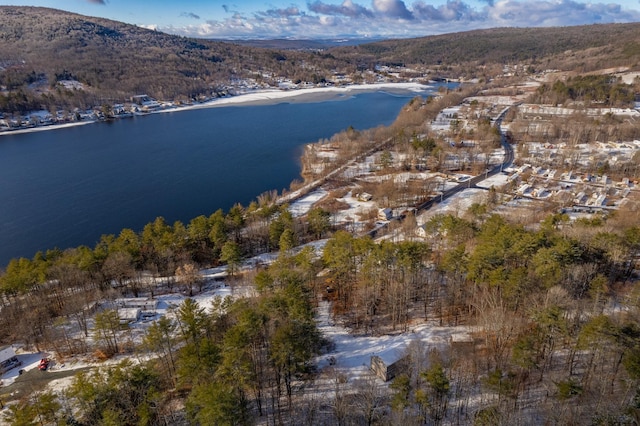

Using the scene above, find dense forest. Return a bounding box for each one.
[2,207,640,424]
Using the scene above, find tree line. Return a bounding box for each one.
[0,196,334,349]
[4,249,323,425]
[530,75,637,107]
[4,207,640,424]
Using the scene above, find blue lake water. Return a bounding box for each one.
[0,86,447,266]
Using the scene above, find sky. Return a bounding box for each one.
[4,0,640,40]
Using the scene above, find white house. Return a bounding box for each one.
[378,208,393,221]
[115,298,158,310]
[0,346,20,373]
[117,308,141,324]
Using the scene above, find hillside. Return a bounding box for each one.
[2,7,640,113]
[329,23,640,74]
[3,7,640,114]
[0,6,349,108]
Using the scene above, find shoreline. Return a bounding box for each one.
[0,82,434,137]
[194,82,433,109]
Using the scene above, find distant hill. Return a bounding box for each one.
[328,24,640,74]
[225,38,381,50]
[1,6,640,112]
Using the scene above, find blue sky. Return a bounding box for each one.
[4,0,640,39]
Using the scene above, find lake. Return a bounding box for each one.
[0,85,448,266]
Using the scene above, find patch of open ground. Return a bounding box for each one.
[1,366,90,404]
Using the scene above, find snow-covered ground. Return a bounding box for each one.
[519,104,640,117]
[476,172,510,189]
[431,106,462,131]
[171,82,434,111]
[0,120,94,136]
[289,189,328,217]
[332,190,379,230]
[0,351,49,387]
[314,301,473,382]
[416,188,488,226]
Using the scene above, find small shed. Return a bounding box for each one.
[370,351,409,382]
[357,192,373,202]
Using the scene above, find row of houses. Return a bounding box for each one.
[0,95,175,132]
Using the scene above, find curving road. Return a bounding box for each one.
[365,105,517,238]
[415,106,515,212]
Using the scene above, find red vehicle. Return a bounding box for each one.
[38,358,49,371]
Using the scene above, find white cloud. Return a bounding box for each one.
[488,0,639,26]
[413,0,485,21]
[373,0,414,19]
[155,0,640,39]
[309,0,374,18]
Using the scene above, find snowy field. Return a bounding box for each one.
[172,82,434,111]
[289,189,328,217]
[314,301,473,381]
[475,172,510,189]
[416,188,488,226]
[333,191,379,227]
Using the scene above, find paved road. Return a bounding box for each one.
[415,106,515,212]
[365,106,516,238]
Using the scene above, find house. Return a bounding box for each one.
[131,95,161,112]
[516,184,532,195]
[370,353,410,382]
[0,346,21,373]
[532,188,550,198]
[112,104,126,115]
[357,192,373,202]
[115,298,158,310]
[449,333,475,357]
[117,308,141,324]
[378,208,393,221]
[574,192,587,205]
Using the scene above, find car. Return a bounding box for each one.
[38,358,50,371]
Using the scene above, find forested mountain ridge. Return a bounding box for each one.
[331,23,640,72]
[2,6,640,114]
[0,6,350,109]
